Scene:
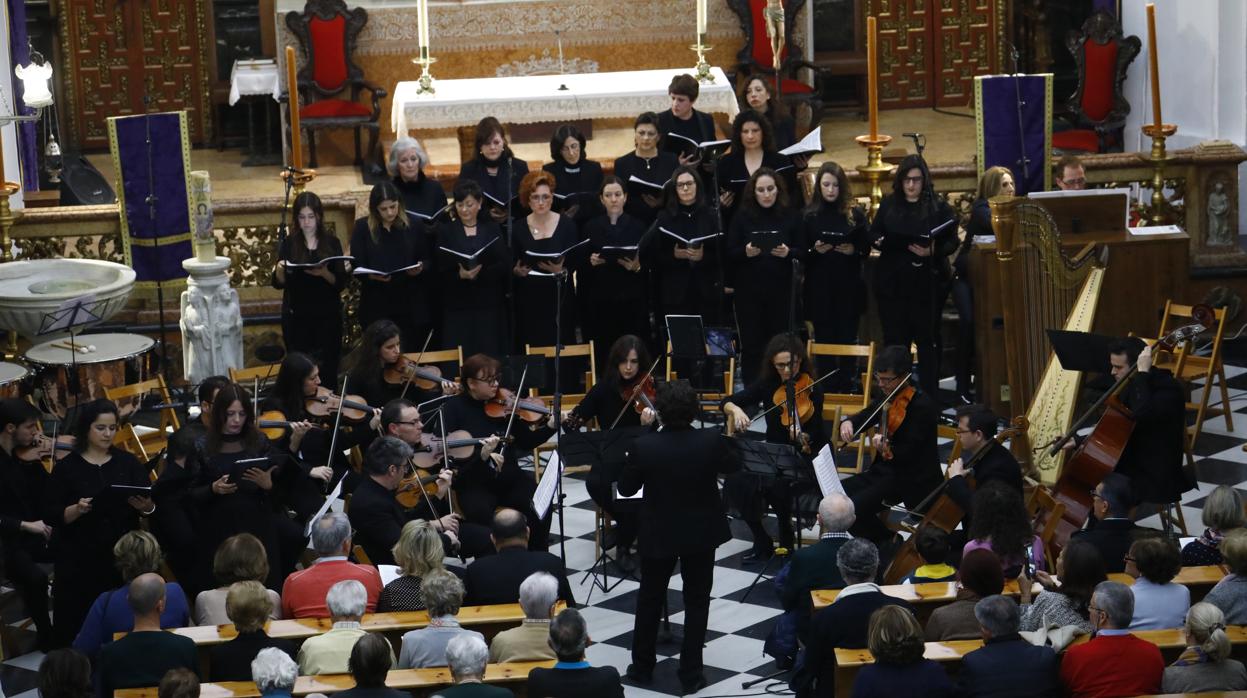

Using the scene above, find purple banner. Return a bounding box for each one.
[7,0,38,191]
[978,75,1050,196]
[112,113,192,282]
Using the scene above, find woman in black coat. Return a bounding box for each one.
[390,137,449,224]
[612,112,679,227]
[582,176,651,365]
[435,179,511,359]
[542,124,604,227]
[646,165,723,325]
[350,181,433,347]
[456,116,529,227]
[510,170,584,351]
[271,191,346,381]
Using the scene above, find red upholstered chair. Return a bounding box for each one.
[1051,11,1140,154]
[284,0,386,174]
[727,0,825,131]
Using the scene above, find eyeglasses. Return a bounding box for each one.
[1087,605,1105,617]
[1089,489,1104,501]
[1062,177,1087,187]
[903,176,924,184]
[675,181,697,190]
[470,375,500,385]
[393,420,421,427]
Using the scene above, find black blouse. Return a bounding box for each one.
[583,213,647,303]
[272,236,347,317]
[722,375,828,451]
[457,157,529,220]
[542,160,604,225]
[567,378,644,430]
[43,449,149,565]
[434,220,511,312]
[511,216,583,346]
[613,151,678,225]
[715,150,800,224]
[869,194,959,297]
[393,173,449,225]
[803,203,869,303]
[440,392,554,484]
[726,205,803,299]
[349,218,434,327]
[647,204,722,307]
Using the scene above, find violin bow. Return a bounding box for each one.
[321,373,349,494]
[399,330,435,401]
[837,372,912,452]
[608,352,666,430]
[496,364,529,470]
[749,368,840,426]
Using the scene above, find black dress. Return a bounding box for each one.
[715,150,799,230]
[582,212,651,362]
[457,156,529,225]
[869,194,958,396]
[350,218,433,347]
[647,203,722,323]
[42,448,150,646]
[511,216,583,352]
[613,151,678,226]
[542,159,604,227]
[435,219,511,359]
[273,235,347,381]
[949,198,992,397]
[0,447,53,644]
[803,203,869,346]
[657,109,717,161]
[393,172,448,224]
[726,205,804,384]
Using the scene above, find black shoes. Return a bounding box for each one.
[680,675,708,695]
[625,664,653,684]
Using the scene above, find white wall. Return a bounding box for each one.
[0,0,23,210]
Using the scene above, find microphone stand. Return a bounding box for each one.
[550,268,568,567]
[141,95,171,387]
[1008,43,1032,185]
[503,156,517,351]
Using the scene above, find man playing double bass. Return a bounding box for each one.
[946,405,1023,530]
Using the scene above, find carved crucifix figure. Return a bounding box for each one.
[764,0,785,73]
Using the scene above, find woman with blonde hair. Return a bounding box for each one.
[1183,484,1245,565]
[851,605,957,697]
[378,521,449,612]
[1162,601,1247,692]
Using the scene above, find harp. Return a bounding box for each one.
[988,195,1108,485]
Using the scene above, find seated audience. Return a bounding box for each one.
[1183,484,1244,565]
[1018,538,1106,634]
[775,493,854,663]
[963,482,1045,577]
[208,581,297,682]
[1071,473,1144,574]
[489,572,559,663]
[298,580,385,675]
[1204,528,1247,624]
[97,573,198,696]
[1162,601,1247,692]
[926,548,1004,641]
[194,533,283,625]
[959,595,1059,698]
[850,605,957,698]
[336,634,408,698]
[379,520,446,613]
[283,513,382,618]
[798,538,914,698]
[252,647,299,698]
[1126,536,1189,629]
[434,634,514,698]
[38,649,93,698]
[158,669,199,698]
[74,530,191,659]
[901,526,956,583]
[526,608,624,698]
[1060,580,1163,698]
[464,508,574,606]
[399,570,483,669]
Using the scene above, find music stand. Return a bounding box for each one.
[501,354,547,393]
[37,294,103,420]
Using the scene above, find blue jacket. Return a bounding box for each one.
[959,633,1060,698]
[73,582,191,660]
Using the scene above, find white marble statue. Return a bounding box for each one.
[180,256,243,383]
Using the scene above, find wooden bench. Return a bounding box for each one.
[1107,564,1227,603]
[114,660,554,698]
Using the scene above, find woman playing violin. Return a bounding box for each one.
[440,354,556,551]
[720,334,826,561]
[346,320,457,421]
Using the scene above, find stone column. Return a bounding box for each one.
[180,256,243,384]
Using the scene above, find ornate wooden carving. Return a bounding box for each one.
[869,0,997,109]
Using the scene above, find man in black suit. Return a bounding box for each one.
[795,538,914,698]
[463,508,574,606]
[1072,472,1144,574]
[839,345,943,542]
[959,594,1059,698]
[526,609,624,698]
[946,404,1023,530]
[781,494,855,634]
[619,380,740,695]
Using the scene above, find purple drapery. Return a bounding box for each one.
[113,113,193,282]
[979,75,1049,196]
[6,0,38,191]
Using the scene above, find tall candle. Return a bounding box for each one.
[696,0,707,36]
[285,46,304,171]
[417,0,430,51]
[0,124,7,185]
[867,16,878,140]
[1145,3,1162,128]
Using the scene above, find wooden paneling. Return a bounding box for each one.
[871,0,996,109]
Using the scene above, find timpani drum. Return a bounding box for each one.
[25,333,155,416]
[0,362,28,398]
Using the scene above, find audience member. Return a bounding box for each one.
[1060,580,1163,697]
[463,508,573,606]
[335,634,407,698]
[1071,473,1144,574]
[527,609,624,697]
[433,635,514,698]
[963,481,1045,577]
[38,649,93,698]
[959,595,1059,698]
[158,668,200,698]
[73,530,191,659]
[1204,529,1247,624]
[378,520,446,613]
[781,494,855,614]
[97,573,198,696]
[1018,538,1106,634]
[298,580,381,675]
[208,581,298,682]
[252,647,299,698]
[797,538,914,698]
[1126,536,1189,629]
[1162,601,1247,692]
[399,570,483,669]
[194,533,283,625]
[1183,484,1244,566]
[489,572,558,663]
[849,605,957,698]
[925,548,1004,641]
[282,513,382,618]
[901,526,956,583]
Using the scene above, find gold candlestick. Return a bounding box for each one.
[0,182,21,263]
[412,46,438,95]
[691,33,714,83]
[855,135,894,220]
[1141,122,1176,225]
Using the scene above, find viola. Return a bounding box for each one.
[256,409,324,441]
[396,431,507,508]
[878,384,916,461]
[622,374,657,416]
[384,354,459,392]
[16,433,75,471]
[304,387,375,423]
[484,388,551,423]
[773,373,815,428]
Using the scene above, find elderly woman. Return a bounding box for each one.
[72,530,191,658]
[390,137,447,224]
[195,533,283,625]
[397,570,484,669]
[1183,484,1245,566]
[335,634,407,698]
[489,571,559,663]
[1018,538,1106,634]
[851,605,957,697]
[1162,601,1247,692]
[1203,529,1247,624]
[440,635,510,697]
[298,580,387,675]
[252,647,299,698]
[208,581,297,682]
[1127,536,1190,630]
[925,548,1005,641]
[378,520,448,612]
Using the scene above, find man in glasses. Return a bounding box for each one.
[1054,154,1087,191]
[945,404,1023,530]
[1071,473,1144,575]
[1059,581,1163,697]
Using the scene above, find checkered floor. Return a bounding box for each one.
[3,362,1247,698]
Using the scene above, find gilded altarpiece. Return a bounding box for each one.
[869,0,997,108]
[57,0,213,149]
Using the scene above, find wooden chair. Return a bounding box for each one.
[937,424,963,476]
[665,341,737,418]
[1155,302,1234,462]
[403,347,464,382]
[230,363,281,392]
[806,341,875,474]
[1051,10,1141,154]
[527,342,595,481]
[1026,484,1067,570]
[106,377,181,462]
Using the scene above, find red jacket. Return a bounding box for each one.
[1059,633,1163,698]
[280,559,383,619]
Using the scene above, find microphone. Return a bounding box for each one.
[903,132,923,139]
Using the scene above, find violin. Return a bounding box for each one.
[774,373,815,428]
[396,431,509,508]
[878,384,915,461]
[384,354,458,392]
[256,409,324,441]
[623,374,657,416]
[304,387,375,423]
[484,388,551,424]
[16,433,75,471]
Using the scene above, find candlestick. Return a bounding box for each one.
[855,135,894,220]
[1141,122,1176,225]
[696,0,707,35]
[417,0,430,51]
[867,16,879,141]
[284,46,303,171]
[412,46,438,95]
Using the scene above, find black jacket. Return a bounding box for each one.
[1115,368,1191,503]
[848,388,943,509]
[781,537,849,612]
[347,477,432,566]
[463,546,575,607]
[618,427,740,558]
[207,630,297,682]
[869,194,958,298]
[959,633,1060,698]
[526,665,624,698]
[798,590,915,698]
[1071,517,1144,574]
[946,440,1024,524]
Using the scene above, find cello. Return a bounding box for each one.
[1044,310,1211,553]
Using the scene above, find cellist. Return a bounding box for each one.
[945,404,1023,531]
[838,345,942,542]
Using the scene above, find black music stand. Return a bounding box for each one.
[666,315,735,425]
[37,294,103,420]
